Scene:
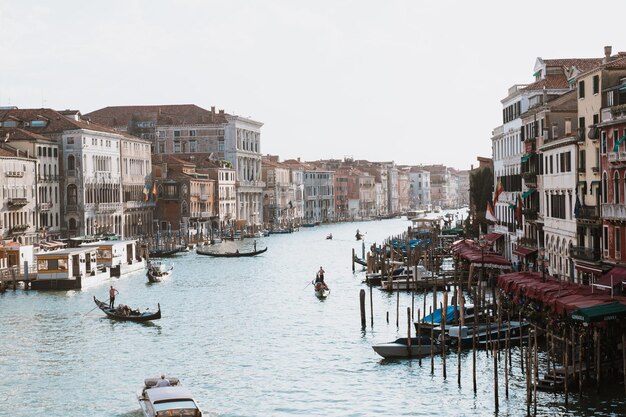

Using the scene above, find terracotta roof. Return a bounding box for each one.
[0,127,51,142]
[0,108,124,136]
[84,104,229,127]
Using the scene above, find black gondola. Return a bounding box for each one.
[93,296,161,322]
[196,247,268,257]
[146,261,173,283]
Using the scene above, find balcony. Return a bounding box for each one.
[66,170,76,177]
[39,202,53,211]
[124,201,156,209]
[9,224,29,234]
[602,203,626,221]
[522,208,538,221]
[6,171,24,178]
[8,198,29,208]
[570,246,601,262]
[200,194,209,201]
[521,172,537,186]
[609,104,626,119]
[576,205,599,221]
[97,202,122,213]
[608,151,626,163]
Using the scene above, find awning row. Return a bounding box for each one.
[513,245,537,257]
[497,271,626,318]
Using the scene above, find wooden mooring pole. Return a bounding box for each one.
[359,289,366,328]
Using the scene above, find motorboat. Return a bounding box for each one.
[146,261,173,283]
[448,320,529,348]
[372,336,436,358]
[137,376,202,417]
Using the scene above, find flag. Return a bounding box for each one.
[493,179,504,205]
[517,194,524,226]
[574,193,581,218]
[485,201,498,222]
[152,182,158,202]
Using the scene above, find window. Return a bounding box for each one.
[218,139,224,152]
[67,155,75,171]
[603,172,608,203]
[174,141,181,153]
[579,150,586,171]
[550,194,566,219]
[174,130,181,137]
[158,142,165,153]
[614,171,621,204]
[601,131,607,154]
[67,184,78,205]
[189,140,197,152]
[593,75,600,95]
[549,155,553,174]
[189,130,196,137]
[608,91,615,107]
[66,137,75,146]
[603,225,609,255]
[578,80,585,99]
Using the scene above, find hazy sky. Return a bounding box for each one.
[1,1,624,169]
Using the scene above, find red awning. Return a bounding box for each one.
[483,232,503,245]
[597,266,626,287]
[512,246,537,257]
[575,264,603,275]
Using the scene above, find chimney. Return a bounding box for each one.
[604,45,612,63]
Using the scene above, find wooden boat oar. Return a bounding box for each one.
[304,280,314,290]
[83,304,100,316]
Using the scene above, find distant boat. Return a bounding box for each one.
[448,321,529,348]
[302,223,316,227]
[326,233,333,240]
[93,296,161,322]
[196,247,268,257]
[372,336,436,358]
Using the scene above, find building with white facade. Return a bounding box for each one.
[408,169,431,210]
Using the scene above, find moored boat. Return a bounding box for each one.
[447,320,529,348]
[372,336,436,359]
[137,376,202,417]
[93,296,161,322]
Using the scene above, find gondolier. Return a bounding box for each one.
[109,286,119,309]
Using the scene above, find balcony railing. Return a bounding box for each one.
[576,205,599,220]
[9,224,29,234]
[521,172,537,185]
[39,202,53,211]
[522,208,538,220]
[608,151,626,163]
[570,246,601,262]
[6,171,24,178]
[8,198,29,208]
[602,203,626,221]
[124,201,156,209]
[97,202,122,213]
[200,194,209,201]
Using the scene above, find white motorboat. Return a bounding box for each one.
[138,376,202,417]
[372,336,436,358]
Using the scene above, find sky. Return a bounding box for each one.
[1,1,625,170]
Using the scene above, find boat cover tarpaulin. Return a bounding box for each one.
[497,272,626,316]
[597,266,626,288]
[421,305,460,324]
[570,302,626,323]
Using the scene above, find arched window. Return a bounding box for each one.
[69,218,77,231]
[602,172,608,203]
[614,171,621,204]
[67,184,77,205]
[67,155,75,171]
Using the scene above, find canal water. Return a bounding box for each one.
[0,211,624,417]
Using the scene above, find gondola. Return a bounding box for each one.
[196,247,268,257]
[314,281,330,299]
[93,296,161,322]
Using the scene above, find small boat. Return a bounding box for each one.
[196,247,268,257]
[314,281,330,299]
[326,233,333,240]
[302,223,316,227]
[137,376,202,417]
[372,336,436,359]
[146,261,173,283]
[93,296,161,322]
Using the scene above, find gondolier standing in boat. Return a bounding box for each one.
[315,266,328,289]
[109,285,119,309]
